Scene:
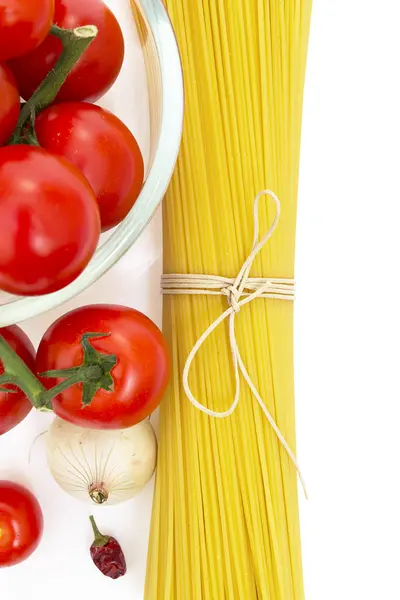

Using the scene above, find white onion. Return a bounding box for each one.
[46,417,157,505]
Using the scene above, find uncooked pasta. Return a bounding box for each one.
[144,1,312,598]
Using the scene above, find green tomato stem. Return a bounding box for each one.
[0,332,117,412]
[10,23,98,143]
[39,365,103,407]
[0,335,49,410]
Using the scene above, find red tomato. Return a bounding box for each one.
[35,103,145,231]
[0,146,100,296]
[0,0,54,61]
[0,481,43,567]
[36,305,170,429]
[0,326,35,436]
[0,63,19,146]
[9,0,124,103]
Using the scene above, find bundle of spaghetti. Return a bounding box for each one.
[145,1,312,598]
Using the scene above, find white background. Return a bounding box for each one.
[296,0,400,598]
[2,0,400,599]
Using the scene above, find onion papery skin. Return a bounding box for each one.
[46,417,157,505]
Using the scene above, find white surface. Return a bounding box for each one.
[296,0,400,599]
[0,1,161,599]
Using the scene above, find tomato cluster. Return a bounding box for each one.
[1,305,170,435]
[0,304,170,567]
[0,0,144,296]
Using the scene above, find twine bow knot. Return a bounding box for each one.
[161,190,306,497]
[221,284,241,312]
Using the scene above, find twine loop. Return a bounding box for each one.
[161,190,306,497]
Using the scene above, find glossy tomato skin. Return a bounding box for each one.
[0,481,43,567]
[0,145,100,296]
[0,326,35,436]
[36,305,170,429]
[0,63,19,146]
[35,103,145,231]
[9,0,124,103]
[0,0,54,61]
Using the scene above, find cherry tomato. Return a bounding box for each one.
[0,145,100,296]
[0,63,19,146]
[0,0,54,61]
[36,305,170,429]
[0,326,35,436]
[35,103,145,231]
[0,481,43,567]
[9,0,124,103]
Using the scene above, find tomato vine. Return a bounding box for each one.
[0,333,117,411]
[10,23,98,145]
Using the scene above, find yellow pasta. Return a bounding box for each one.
[145,1,312,598]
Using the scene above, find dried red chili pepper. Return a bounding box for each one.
[89,515,127,579]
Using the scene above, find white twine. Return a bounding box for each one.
[161,190,306,498]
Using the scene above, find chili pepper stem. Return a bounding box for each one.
[10,23,98,144]
[89,516,110,548]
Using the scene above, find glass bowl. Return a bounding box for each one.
[0,0,183,327]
